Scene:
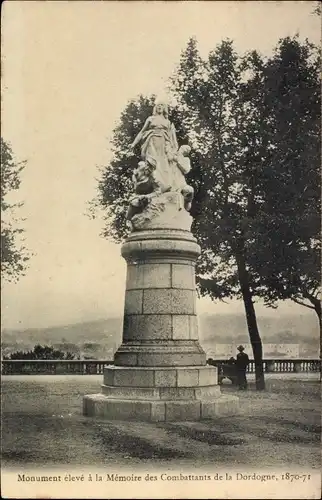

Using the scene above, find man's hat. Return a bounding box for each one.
[237,345,245,351]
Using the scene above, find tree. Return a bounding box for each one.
[170,38,270,389]
[1,138,29,282]
[174,37,320,369]
[4,344,77,360]
[248,37,321,330]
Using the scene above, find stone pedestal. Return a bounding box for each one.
[84,193,238,421]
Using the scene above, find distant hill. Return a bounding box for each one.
[1,313,319,359]
[198,313,319,358]
[1,317,122,344]
[1,318,122,359]
[198,313,319,344]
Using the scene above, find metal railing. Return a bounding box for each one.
[1,358,320,375]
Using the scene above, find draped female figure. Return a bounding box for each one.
[130,102,179,193]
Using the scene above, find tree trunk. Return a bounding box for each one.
[312,298,321,329]
[312,298,321,356]
[304,293,321,355]
[235,250,265,390]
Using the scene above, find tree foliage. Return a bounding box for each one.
[89,96,156,242]
[247,37,321,323]
[312,1,321,16]
[4,344,77,360]
[1,138,30,282]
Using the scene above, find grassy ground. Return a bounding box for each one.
[1,375,320,470]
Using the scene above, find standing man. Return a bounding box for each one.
[236,345,250,390]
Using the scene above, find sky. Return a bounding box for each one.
[1,1,320,330]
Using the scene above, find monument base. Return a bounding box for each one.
[83,365,239,422]
[83,198,239,422]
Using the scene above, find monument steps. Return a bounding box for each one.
[83,393,239,422]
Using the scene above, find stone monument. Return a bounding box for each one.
[83,101,239,421]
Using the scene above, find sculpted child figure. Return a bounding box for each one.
[173,145,194,211]
[126,161,156,220]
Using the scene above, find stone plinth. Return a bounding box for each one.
[84,195,238,421]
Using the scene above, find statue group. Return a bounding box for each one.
[127,102,194,226]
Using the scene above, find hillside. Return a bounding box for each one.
[1,318,122,359]
[1,312,319,359]
[199,313,319,358]
[199,313,319,343]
